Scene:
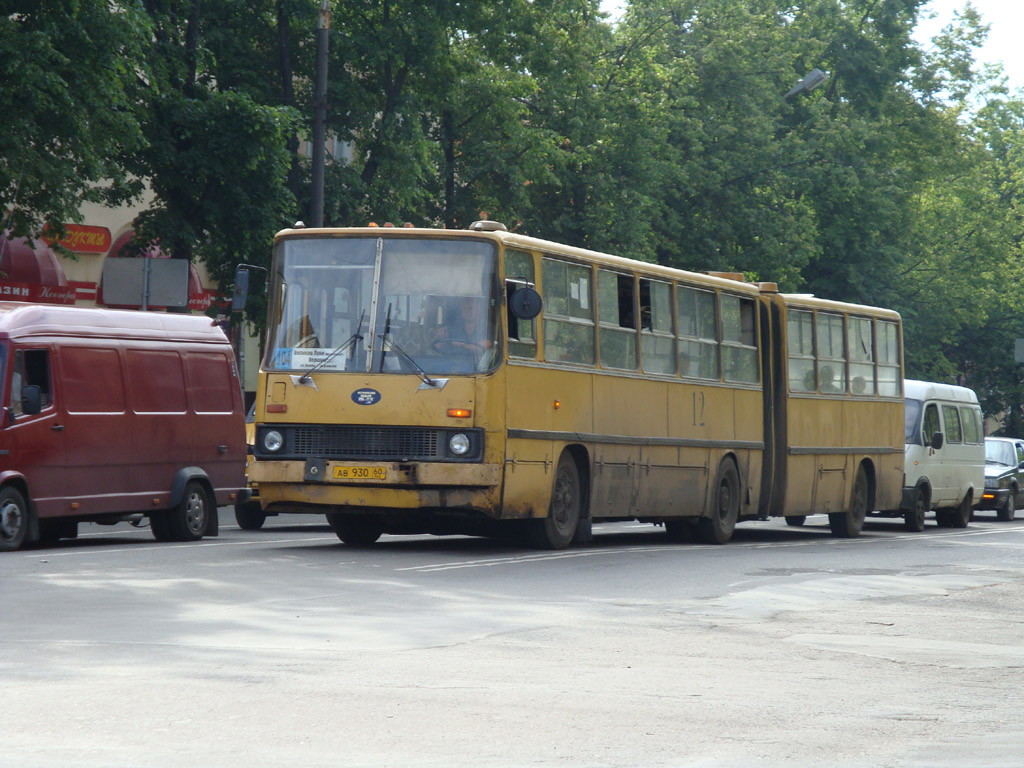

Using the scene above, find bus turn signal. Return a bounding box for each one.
[447,408,472,418]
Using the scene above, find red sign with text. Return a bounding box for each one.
[43,224,112,254]
[0,281,77,304]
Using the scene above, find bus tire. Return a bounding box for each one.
[998,489,1016,522]
[166,480,212,541]
[951,491,972,528]
[903,487,927,532]
[327,512,384,546]
[697,459,740,545]
[234,500,267,530]
[829,463,869,538]
[0,486,30,552]
[785,515,806,527]
[529,452,581,550]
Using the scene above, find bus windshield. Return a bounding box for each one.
[265,236,500,375]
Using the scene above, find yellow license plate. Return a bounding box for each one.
[333,465,387,481]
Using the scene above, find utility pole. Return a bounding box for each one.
[310,0,330,228]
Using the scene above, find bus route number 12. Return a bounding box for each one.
[692,391,705,427]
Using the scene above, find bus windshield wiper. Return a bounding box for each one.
[299,310,365,383]
[378,303,437,387]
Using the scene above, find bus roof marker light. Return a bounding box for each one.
[469,220,507,232]
[553,399,561,410]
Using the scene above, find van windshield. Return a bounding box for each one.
[904,397,923,444]
[264,236,500,375]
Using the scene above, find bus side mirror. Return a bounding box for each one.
[231,267,250,312]
[509,286,542,320]
[22,385,41,416]
[930,431,944,450]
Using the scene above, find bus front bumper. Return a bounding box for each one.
[248,459,502,512]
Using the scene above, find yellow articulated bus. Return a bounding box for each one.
[239,221,904,548]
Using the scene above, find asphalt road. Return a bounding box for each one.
[4,509,1024,768]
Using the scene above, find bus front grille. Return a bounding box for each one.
[292,426,441,460]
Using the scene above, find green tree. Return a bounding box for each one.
[0,1,149,236]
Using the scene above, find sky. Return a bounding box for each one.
[599,1,1024,91]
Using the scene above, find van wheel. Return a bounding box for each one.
[997,490,1016,522]
[951,491,972,529]
[903,487,927,532]
[326,513,384,546]
[830,464,869,538]
[528,452,581,550]
[234,500,266,530]
[697,459,740,545]
[166,481,211,541]
[0,487,30,552]
[785,515,807,527]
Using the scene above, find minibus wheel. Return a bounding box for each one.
[697,459,740,545]
[0,486,29,552]
[166,481,212,541]
[529,452,581,550]
[903,487,927,532]
[829,464,869,538]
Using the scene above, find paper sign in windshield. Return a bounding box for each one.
[272,347,348,371]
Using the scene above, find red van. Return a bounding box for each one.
[0,303,246,551]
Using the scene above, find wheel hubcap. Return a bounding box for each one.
[184,491,206,534]
[1,500,23,539]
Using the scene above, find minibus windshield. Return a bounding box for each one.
[265,236,500,375]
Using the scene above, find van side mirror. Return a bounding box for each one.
[231,266,250,312]
[930,431,944,450]
[22,385,42,416]
[509,286,542,319]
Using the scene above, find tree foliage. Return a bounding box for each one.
[4,0,1024,418]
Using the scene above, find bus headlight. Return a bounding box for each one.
[449,433,471,456]
[263,430,284,453]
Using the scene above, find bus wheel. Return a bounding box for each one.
[997,489,1016,522]
[327,513,384,546]
[235,500,267,530]
[785,515,806,527]
[166,481,211,541]
[951,492,972,529]
[830,464,869,538]
[697,459,740,545]
[903,487,927,532]
[529,452,581,550]
[0,486,30,552]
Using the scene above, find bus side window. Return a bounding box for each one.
[721,294,758,384]
[677,286,718,379]
[786,309,815,392]
[505,249,536,358]
[597,269,636,370]
[816,312,846,394]
[640,278,675,375]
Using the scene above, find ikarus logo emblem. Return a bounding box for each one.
[352,388,382,405]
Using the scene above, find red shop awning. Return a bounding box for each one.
[0,233,75,304]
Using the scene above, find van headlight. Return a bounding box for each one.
[449,433,471,456]
[263,430,284,453]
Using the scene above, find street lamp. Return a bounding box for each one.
[784,68,827,99]
[310,0,331,228]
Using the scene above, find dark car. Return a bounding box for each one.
[979,437,1024,521]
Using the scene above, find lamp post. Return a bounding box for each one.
[785,68,827,100]
[310,0,330,228]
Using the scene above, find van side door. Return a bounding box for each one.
[940,404,965,506]
[921,403,952,505]
[6,348,66,517]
